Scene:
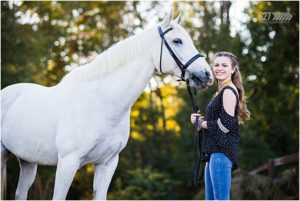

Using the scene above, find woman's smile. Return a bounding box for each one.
[215,71,225,75]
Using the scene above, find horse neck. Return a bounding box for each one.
[61,28,159,113]
[98,56,155,113]
[62,28,157,82]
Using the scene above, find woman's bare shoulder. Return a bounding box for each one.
[228,83,239,98]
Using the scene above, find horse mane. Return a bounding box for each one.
[62,28,155,82]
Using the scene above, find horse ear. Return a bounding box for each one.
[161,10,173,28]
[173,13,182,24]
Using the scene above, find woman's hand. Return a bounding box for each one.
[190,113,199,124]
[190,111,205,125]
[201,121,208,129]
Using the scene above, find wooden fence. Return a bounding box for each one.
[249,152,299,178]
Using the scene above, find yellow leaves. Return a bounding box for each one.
[160,86,184,133]
[157,118,181,133]
[131,131,145,141]
[133,94,148,108]
[166,119,181,134]
[86,164,94,174]
[160,85,177,96]
[47,59,56,71]
[157,118,164,130]
[131,110,139,118]
[130,84,184,140]
[146,124,154,131]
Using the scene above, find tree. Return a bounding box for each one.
[242,1,299,157]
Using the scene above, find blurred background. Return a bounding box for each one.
[1,1,299,200]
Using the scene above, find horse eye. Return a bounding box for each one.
[172,38,182,45]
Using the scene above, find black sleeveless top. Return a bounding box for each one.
[202,85,240,171]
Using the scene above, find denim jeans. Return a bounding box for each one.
[205,153,233,200]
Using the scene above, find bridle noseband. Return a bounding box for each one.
[158,26,205,81]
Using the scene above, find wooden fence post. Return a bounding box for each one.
[267,159,274,180]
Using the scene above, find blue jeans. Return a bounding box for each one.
[205,153,233,200]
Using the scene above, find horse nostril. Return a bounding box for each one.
[205,71,210,77]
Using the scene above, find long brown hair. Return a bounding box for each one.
[214,51,251,125]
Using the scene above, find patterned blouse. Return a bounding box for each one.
[202,85,240,171]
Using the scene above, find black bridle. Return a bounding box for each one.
[158,26,205,81]
[158,26,206,189]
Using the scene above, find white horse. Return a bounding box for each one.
[1,10,214,200]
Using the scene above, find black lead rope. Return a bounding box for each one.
[186,79,205,189]
[157,26,206,188]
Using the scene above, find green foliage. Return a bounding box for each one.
[1,1,45,86]
[238,122,274,170]
[243,1,299,156]
[1,1,142,87]
[108,167,179,199]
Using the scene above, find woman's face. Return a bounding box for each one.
[212,56,235,82]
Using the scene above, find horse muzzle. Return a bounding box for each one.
[186,71,214,91]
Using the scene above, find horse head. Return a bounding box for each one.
[152,10,214,90]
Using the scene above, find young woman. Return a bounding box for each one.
[190,51,250,200]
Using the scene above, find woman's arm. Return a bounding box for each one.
[223,88,237,117]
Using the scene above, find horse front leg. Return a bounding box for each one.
[52,154,80,200]
[93,155,119,200]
